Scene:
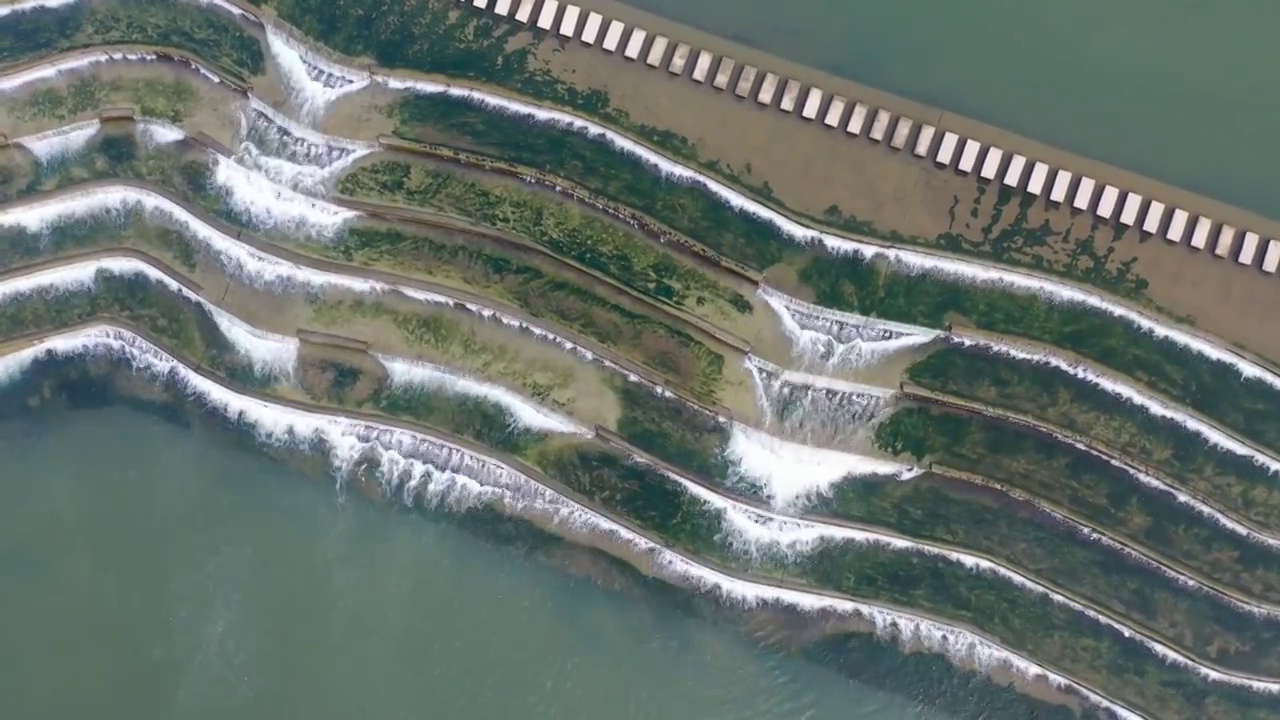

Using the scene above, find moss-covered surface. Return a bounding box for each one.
[534,441,1280,720]
[0,0,263,82]
[907,344,1280,532]
[876,405,1280,606]
[337,159,752,317]
[9,74,200,124]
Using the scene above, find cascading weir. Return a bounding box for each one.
[744,354,895,450]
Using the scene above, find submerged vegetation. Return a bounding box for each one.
[5,4,1280,716]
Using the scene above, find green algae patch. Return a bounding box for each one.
[907,344,1280,533]
[10,74,199,124]
[803,253,1280,455]
[337,159,752,318]
[877,405,1280,608]
[534,435,1279,720]
[0,0,264,82]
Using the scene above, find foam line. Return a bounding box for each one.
[0,322,1147,720]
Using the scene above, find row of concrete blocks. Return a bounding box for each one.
[459,0,1280,275]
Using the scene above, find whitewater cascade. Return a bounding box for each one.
[377,353,590,437]
[263,24,371,122]
[235,96,376,194]
[725,421,918,510]
[0,256,298,381]
[208,151,361,237]
[13,120,102,166]
[0,322,1146,719]
[758,286,938,373]
[744,355,893,449]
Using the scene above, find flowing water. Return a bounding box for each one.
[0,403,952,720]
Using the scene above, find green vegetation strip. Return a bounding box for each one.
[877,405,1280,607]
[9,73,199,124]
[385,95,1280,457]
[4,131,728,401]
[0,0,263,81]
[908,344,1280,532]
[533,442,1278,720]
[337,159,752,317]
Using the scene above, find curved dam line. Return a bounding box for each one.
[0,320,1147,720]
[594,427,1280,689]
[0,179,734,420]
[0,44,252,94]
[759,284,1280,478]
[9,49,1267,473]
[3,11,1279,404]
[14,247,1261,692]
[905,384,1280,554]
[242,14,1280,392]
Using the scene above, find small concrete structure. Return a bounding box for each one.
[731,63,754,95]
[645,35,670,67]
[823,96,847,128]
[801,87,824,120]
[1073,176,1096,211]
[493,0,512,15]
[779,79,802,113]
[1026,161,1050,196]
[601,19,625,51]
[935,131,959,166]
[472,0,488,9]
[756,72,780,105]
[1166,208,1189,242]
[691,49,713,83]
[1003,154,1027,189]
[1189,216,1213,249]
[557,4,580,36]
[846,102,869,135]
[1263,240,1280,274]
[623,28,647,60]
[868,108,891,142]
[1239,231,1261,266]
[536,0,559,31]
[1118,192,1143,227]
[515,0,537,23]
[1049,169,1072,204]
[913,124,936,157]
[579,11,602,43]
[889,117,913,149]
[1095,184,1120,220]
[717,58,739,91]
[1142,200,1166,235]
[667,42,691,75]
[957,139,981,174]
[1214,224,1237,258]
[979,147,1004,180]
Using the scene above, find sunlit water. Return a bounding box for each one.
[619,0,1280,220]
[0,404,953,720]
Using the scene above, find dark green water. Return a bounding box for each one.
[0,404,954,719]
[620,0,1278,220]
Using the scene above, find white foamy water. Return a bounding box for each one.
[191,0,258,22]
[348,62,1280,398]
[0,51,155,93]
[726,422,918,510]
[0,185,679,401]
[235,97,376,194]
[0,257,297,381]
[0,323,1146,720]
[951,335,1280,476]
[744,355,893,449]
[378,353,590,437]
[209,151,361,237]
[641,458,1280,691]
[758,286,938,372]
[136,118,189,146]
[13,120,100,165]
[263,23,371,121]
[0,0,79,17]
